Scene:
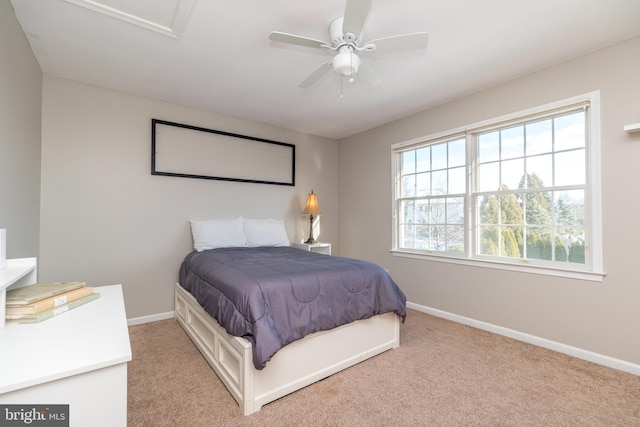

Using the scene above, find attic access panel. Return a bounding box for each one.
[151,119,295,186]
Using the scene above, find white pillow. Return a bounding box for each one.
[189,217,247,251]
[243,218,290,247]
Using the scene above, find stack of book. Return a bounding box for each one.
[5,281,100,324]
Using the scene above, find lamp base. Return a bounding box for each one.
[304,215,317,245]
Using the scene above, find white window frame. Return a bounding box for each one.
[391,91,604,282]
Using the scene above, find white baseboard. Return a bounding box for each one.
[407,301,640,376]
[127,311,175,326]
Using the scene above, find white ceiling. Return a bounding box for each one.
[10,0,640,139]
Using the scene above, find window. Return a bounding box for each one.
[398,136,466,253]
[392,92,603,281]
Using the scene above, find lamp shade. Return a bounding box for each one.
[303,190,321,216]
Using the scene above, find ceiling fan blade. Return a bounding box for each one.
[356,61,381,87]
[298,60,333,88]
[367,32,429,53]
[269,31,330,49]
[342,0,372,37]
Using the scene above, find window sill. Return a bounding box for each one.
[390,249,605,282]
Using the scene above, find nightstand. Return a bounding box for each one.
[292,242,331,255]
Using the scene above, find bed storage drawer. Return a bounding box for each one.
[175,284,252,405]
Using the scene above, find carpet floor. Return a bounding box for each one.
[127,309,640,426]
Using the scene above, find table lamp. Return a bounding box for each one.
[302,190,321,244]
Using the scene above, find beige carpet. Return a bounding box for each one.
[127,309,640,426]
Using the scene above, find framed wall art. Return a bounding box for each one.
[151,119,295,186]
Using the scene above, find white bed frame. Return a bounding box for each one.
[174,282,400,415]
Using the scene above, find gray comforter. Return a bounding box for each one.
[179,246,407,370]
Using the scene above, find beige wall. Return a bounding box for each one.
[339,36,640,365]
[39,76,338,318]
[0,0,42,258]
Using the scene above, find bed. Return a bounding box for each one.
[174,218,406,415]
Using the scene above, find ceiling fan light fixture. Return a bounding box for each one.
[332,47,361,77]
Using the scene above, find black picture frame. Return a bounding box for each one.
[151,119,295,186]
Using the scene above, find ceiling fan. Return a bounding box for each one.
[269,0,429,89]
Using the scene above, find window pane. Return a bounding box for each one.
[555,149,585,186]
[477,225,499,256]
[400,200,414,223]
[401,174,416,197]
[501,126,524,160]
[430,225,447,250]
[447,197,465,224]
[555,189,584,229]
[416,147,430,173]
[431,170,448,195]
[553,232,569,263]
[446,226,464,252]
[501,226,522,258]
[416,172,430,197]
[415,225,429,249]
[501,193,523,225]
[554,190,585,265]
[401,151,415,175]
[559,223,585,264]
[400,224,415,248]
[525,154,553,188]
[416,199,428,223]
[526,119,552,156]
[449,166,466,194]
[478,162,499,192]
[431,143,447,170]
[478,131,499,163]
[523,191,552,225]
[477,194,498,225]
[554,111,585,151]
[501,158,524,190]
[428,198,446,224]
[449,138,466,167]
[525,227,552,261]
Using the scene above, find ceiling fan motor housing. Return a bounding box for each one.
[329,17,362,47]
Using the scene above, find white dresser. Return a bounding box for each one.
[0,257,38,327]
[0,284,132,426]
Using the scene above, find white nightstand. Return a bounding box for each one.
[292,242,331,255]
